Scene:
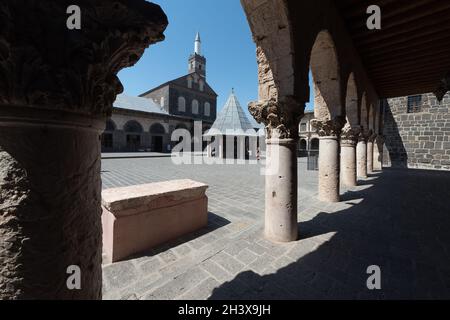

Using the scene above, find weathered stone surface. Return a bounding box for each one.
[102,179,208,214]
[102,180,209,263]
[0,0,168,300]
[0,0,168,117]
[383,93,450,170]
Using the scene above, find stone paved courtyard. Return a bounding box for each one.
[101,155,450,300]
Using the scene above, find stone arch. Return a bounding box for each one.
[310,30,341,120]
[241,0,297,100]
[105,119,116,132]
[124,120,143,133]
[345,73,359,127]
[150,122,166,135]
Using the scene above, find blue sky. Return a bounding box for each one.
[118,0,313,116]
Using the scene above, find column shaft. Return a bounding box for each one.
[318,136,340,202]
[357,140,368,178]
[367,140,374,174]
[373,138,383,171]
[264,138,298,242]
[340,141,357,187]
[0,108,103,299]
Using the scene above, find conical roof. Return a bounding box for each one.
[205,91,256,136]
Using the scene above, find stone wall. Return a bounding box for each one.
[383,92,450,170]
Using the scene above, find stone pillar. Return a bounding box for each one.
[249,97,304,242]
[311,118,345,203]
[367,134,376,174]
[357,134,368,179]
[340,126,359,187]
[0,1,167,300]
[373,135,385,171]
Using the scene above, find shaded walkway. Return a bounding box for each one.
[210,168,450,299]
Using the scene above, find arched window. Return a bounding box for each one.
[150,123,166,135]
[178,96,186,112]
[199,80,205,92]
[124,120,143,133]
[160,97,165,107]
[187,77,193,89]
[192,99,199,114]
[204,102,211,116]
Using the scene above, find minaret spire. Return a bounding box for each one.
[194,32,201,55]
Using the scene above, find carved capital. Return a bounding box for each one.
[310,116,345,137]
[0,0,168,117]
[248,95,304,139]
[340,124,361,146]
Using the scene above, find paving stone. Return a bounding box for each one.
[103,261,139,290]
[235,248,259,266]
[143,267,209,300]
[200,259,233,282]
[179,277,221,300]
[211,252,246,276]
[101,157,450,300]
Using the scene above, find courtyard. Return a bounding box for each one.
[101,155,450,300]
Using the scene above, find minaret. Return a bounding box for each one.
[194,32,201,55]
[189,32,206,78]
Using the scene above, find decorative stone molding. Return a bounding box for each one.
[0,0,168,117]
[357,128,372,142]
[310,116,346,137]
[340,124,361,146]
[248,95,304,139]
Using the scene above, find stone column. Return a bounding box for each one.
[357,133,368,179]
[340,126,360,187]
[249,97,304,242]
[373,135,385,171]
[0,1,167,300]
[311,118,345,203]
[367,134,376,174]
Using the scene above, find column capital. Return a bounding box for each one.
[0,0,167,118]
[368,133,378,143]
[310,116,346,138]
[248,95,304,140]
[340,124,361,146]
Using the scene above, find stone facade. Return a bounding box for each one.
[299,111,320,152]
[102,33,218,153]
[383,92,450,171]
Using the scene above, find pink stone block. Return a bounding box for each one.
[102,179,208,263]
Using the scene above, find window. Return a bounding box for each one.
[178,96,186,112]
[407,95,422,113]
[204,102,211,116]
[192,99,199,114]
[199,80,204,92]
[160,97,165,107]
[187,77,193,89]
[300,123,307,132]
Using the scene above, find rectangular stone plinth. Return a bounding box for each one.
[102,179,208,263]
